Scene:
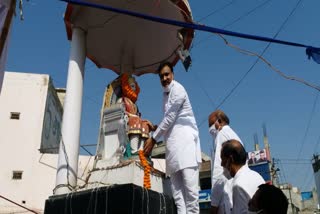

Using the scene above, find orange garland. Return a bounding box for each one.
[139,150,151,189]
[121,73,140,103]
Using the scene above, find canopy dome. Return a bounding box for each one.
[64,0,194,76]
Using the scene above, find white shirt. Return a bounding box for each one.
[211,125,242,214]
[232,165,265,214]
[153,80,202,175]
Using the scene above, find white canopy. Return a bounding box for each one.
[64,0,194,76]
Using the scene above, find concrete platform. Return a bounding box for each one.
[44,184,176,214]
[85,159,172,195]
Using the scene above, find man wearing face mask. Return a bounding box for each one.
[220,140,265,214]
[144,61,202,214]
[208,110,242,214]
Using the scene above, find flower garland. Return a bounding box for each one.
[139,150,151,189]
[121,73,140,103]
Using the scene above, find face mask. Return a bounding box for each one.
[209,124,218,137]
[223,159,232,179]
[163,80,174,92]
[223,167,232,180]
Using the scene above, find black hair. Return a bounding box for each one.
[215,110,230,125]
[157,61,174,74]
[256,184,288,214]
[221,140,247,165]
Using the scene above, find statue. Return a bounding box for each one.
[103,73,156,157]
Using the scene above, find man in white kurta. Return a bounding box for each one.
[232,165,265,213]
[208,110,242,214]
[144,62,202,214]
[220,140,265,214]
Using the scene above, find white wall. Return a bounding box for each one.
[0,72,94,213]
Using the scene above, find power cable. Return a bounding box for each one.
[194,0,272,47]
[197,0,236,22]
[223,0,271,29]
[192,71,215,108]
[193,1,273,119]
[313,134,320,152]
[214,0,304,109]
[280,158,311,161]
[280,162,311,165]
[0,195,39,214]
[198,0,304,127]
[301,165,314,191]
[278,159,288,184]
[81,145,94,156]
[295,92,319,163]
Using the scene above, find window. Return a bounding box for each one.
[10,112,20,120]
[12,171,23,180]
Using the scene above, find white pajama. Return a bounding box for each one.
[170,166,200,214]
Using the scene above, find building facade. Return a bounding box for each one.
[0,72,93,213]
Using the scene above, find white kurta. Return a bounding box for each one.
[153,80,202,175]
[231,165,265,214]
[211,125,242,214]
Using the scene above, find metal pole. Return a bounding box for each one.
[54,27,86,195]
[288,185,295,214]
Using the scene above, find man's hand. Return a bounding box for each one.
[143,120,158,132]
[150,124,158,132]
[144,137,156,156]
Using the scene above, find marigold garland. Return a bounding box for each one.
[121,73,140,103]
[139,150,151,189]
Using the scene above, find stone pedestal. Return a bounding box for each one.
[44,184,176,214]
[86,159,172,195]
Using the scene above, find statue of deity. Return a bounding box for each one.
[103,73,155,156]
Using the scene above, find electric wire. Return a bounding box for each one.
[192,71,215,108]
[301,166,314,191]
[214,0,305,109]
[294,92,319,167]
[194,0,272,47]
[313,134,320,152]
[0,195,39,214]
[197,0,237,22]
[192,1,273,113]
[278,159,288,184]
[198,0,304,128]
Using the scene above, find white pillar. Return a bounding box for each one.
[54,27,86,195]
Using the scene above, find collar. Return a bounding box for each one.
[234,164,249,180]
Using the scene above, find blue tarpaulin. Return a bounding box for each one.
[306,47,320,64]
[301,191,313,201]
[61,0,320,64]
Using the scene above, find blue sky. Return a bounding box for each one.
[6,0,320,191]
